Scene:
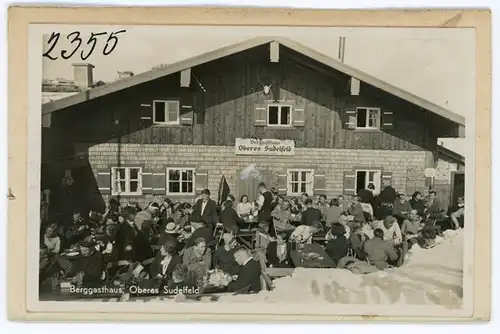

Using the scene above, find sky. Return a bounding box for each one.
[42,26,475,155]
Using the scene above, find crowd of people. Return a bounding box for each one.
[39,179,465,299]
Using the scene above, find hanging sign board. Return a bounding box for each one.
[235,138,295,156]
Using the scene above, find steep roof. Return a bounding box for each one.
[437,145,465,164]
[41,36,466,127]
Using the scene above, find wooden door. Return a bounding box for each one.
[236,167,272,203]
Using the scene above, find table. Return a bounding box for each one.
[290,243,335,268]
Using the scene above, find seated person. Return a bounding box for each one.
[326,219,350,240]
[183,237,212,271]
[401,209,422,239]
[393,193,411,226]
[164,264,197,292]
[290,221,323,244]
[372,215,403,246]
[157,221,182,247]
[363,228,399,270]
[68,240,104,287]
[184,221,213,249]
[324,223,349,267]
[271,200,295,232]
[300,198,322,226]
[213,233,240,275]
[255,221,274,250]
[325,198,342,226]
[347,221,369,260]
[219,200,244,234]
[227,246,262,293]
[348,196,366,224]
[449,196,465,229]
[236,194,254,218]
[150,240,182,285]
[266,230,293,268]
[43,223,61,254]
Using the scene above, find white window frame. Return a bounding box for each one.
[287,169,314,197]
[355,169,382,194]
[267,104,293,127]
[111,167,143,196]
[153,100,180,125]
[355,107,381,129]
[166,167,196,196]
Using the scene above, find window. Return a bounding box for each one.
[356,107,381,129]
[111,167,142,195]
[268,105,292,126]
[167,168,195,195]
[153,100,180,124]
[355,170,381,194]
[287,169,314,196]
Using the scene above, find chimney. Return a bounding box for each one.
[72,63,95,90]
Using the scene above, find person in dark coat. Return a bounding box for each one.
[227,246,262,293]
[219,200,244,234]
[68,240,104,287]
[192,189,219,228]
[378,179,397,205]
[324,223,349,267]
[358,184,375,206]
[164,264,197,293]
[115,207,153,262]
[149,240,181,284]
[213,233,240,275]
[409,191,426,216]
[266,230,293,268]
[256,182,274,223]
[301,198,323,225]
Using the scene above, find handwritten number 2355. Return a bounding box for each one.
[43,30,126,61]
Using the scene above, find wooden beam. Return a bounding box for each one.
[180,68,191,87]
[350,77,360,95]
[270,41,279,63]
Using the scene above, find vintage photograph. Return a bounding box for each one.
[36,25,472,310]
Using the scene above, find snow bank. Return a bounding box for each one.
[218,230,464,308]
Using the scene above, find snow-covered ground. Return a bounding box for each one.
[218,230,464,308]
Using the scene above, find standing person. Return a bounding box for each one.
[376,179,397,219]
[115,207,153,262]
[236,194,253,218]
[256,182,273,224]
[192,189,218,229]
[325,198,342,226]
[358,184,375,207]
[317,195,330,220]
[300,198,322,226]
[363,228,399,270]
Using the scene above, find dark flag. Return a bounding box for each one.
[217,175,230,207]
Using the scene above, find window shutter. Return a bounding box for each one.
[292,105,305,127]
[180,93,193,125]
[276,172,287,196]
[140,101,153,126]
[313,170,326,195]
[342,171,356,196]
[96,169,111,195]
[142,169,153,194]
[344,109,357,129]
[381,108,394,130]
[381,171,393,185]
[195,169,208,195]
[254,104,267,127]
[152,168,166,195]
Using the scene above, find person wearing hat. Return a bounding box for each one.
[213,233,240,275]
[68,240,104,287]
[157,220,182,247]
[192,189,218,228]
